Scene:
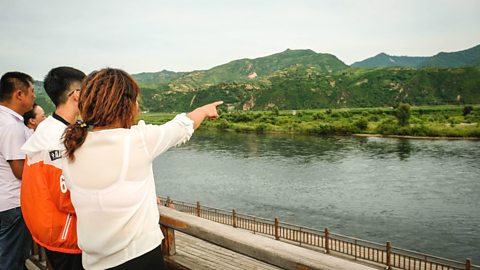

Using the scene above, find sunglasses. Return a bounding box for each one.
[68,89,81,97]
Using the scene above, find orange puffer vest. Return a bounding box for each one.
[20,116,81,254]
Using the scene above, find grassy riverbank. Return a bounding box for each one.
[140,105,480,138]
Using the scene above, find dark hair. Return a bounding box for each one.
[0,72,34,102]
[63,68,140,161]
[44,67,86,106]
[23,103,39,126]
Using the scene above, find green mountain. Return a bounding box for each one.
[136,49,349,92]
[351,53,427,68]
[352,44,480,68]
[419,44,480,67]
[139,66,480,112]
[33,81,55,113]
[32,47,480,114]
[132,70,185,87]
[198,48,348,80]
[134,47,480,112]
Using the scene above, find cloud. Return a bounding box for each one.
[1,0,479,79]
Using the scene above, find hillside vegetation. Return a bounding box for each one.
[352,44,480,68]
[141,105,480,138]
[33,46,480,121]
[131,46,480,113]
[138,65,480,112]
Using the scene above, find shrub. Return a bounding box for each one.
[330,112,340,118]
[339,111,352,118]
[395,103,411,126]
[463,106,473,116]
[255,123,268,134]
[216,119,231,130]
[270,106,280,116]
[308,123,357,135]
[234,125,255,133]
[353,118,369,131]
[465,112,480,123]
[397,125,429,136]
[376,119,398,135]
[368,114,380,122]
[312,112,325,120]
[229,112,255,122]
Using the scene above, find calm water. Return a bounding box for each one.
[153,131,480,263]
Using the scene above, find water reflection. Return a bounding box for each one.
[397,139,412,160]
[156,130,480,262]
[188,131,364,163]
[187,130,423,162]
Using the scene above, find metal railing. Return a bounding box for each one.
[160,196,479,270]
[27,242,48,270]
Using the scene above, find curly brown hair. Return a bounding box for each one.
[63,68,140,161]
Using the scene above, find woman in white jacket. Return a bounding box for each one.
[62,68,221,270]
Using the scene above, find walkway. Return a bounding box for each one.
[170,231,283,270]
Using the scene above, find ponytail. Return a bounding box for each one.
[63,121,89,161]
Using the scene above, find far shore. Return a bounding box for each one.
[196,127,480,141]
[352,133,480,141]
[141,105,480,140]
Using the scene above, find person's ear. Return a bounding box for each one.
[73,90,80,102]
[28,118,36,127]
[14,89,24,101]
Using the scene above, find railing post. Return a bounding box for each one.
[324,228,330,254]
[232,209,237,228]
[40,246,47,266]
[354,239,358,260]
[196,201,200,217]
[160,224,176,256]
[274,217,279,240]
[466,258,471,270]
[299,227,303,246]
[386,241,392,270]
[165,196,170,206]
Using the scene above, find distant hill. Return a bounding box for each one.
[33,81,55,113]
[135,49,349,92]
[139,65,480,112]
[351,53,427,68]
[33,47,480,113]
[135,47,480,112]
[420,44,480,67]
[132,70,185,87]
[352,44,480,68]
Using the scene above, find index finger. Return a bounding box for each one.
[212,101,224,106]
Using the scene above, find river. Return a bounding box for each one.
[153,130,480,263]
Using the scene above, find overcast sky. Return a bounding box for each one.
[1,0,479,80]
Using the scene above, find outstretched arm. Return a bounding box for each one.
[142,101,224,158]
[187,101,223,129]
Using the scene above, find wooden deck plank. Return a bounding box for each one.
[171,231,283,270]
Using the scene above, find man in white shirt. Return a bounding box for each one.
[0,72,35,270]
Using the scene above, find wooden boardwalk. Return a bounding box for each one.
[169,231,283,270]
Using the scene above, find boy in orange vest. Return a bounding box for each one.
[21,67,85,269]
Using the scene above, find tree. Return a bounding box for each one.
[395,103,411,126]
[463,105,473,116]
[270,105,280,116]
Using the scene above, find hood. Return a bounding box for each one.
[21,116,67,156]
